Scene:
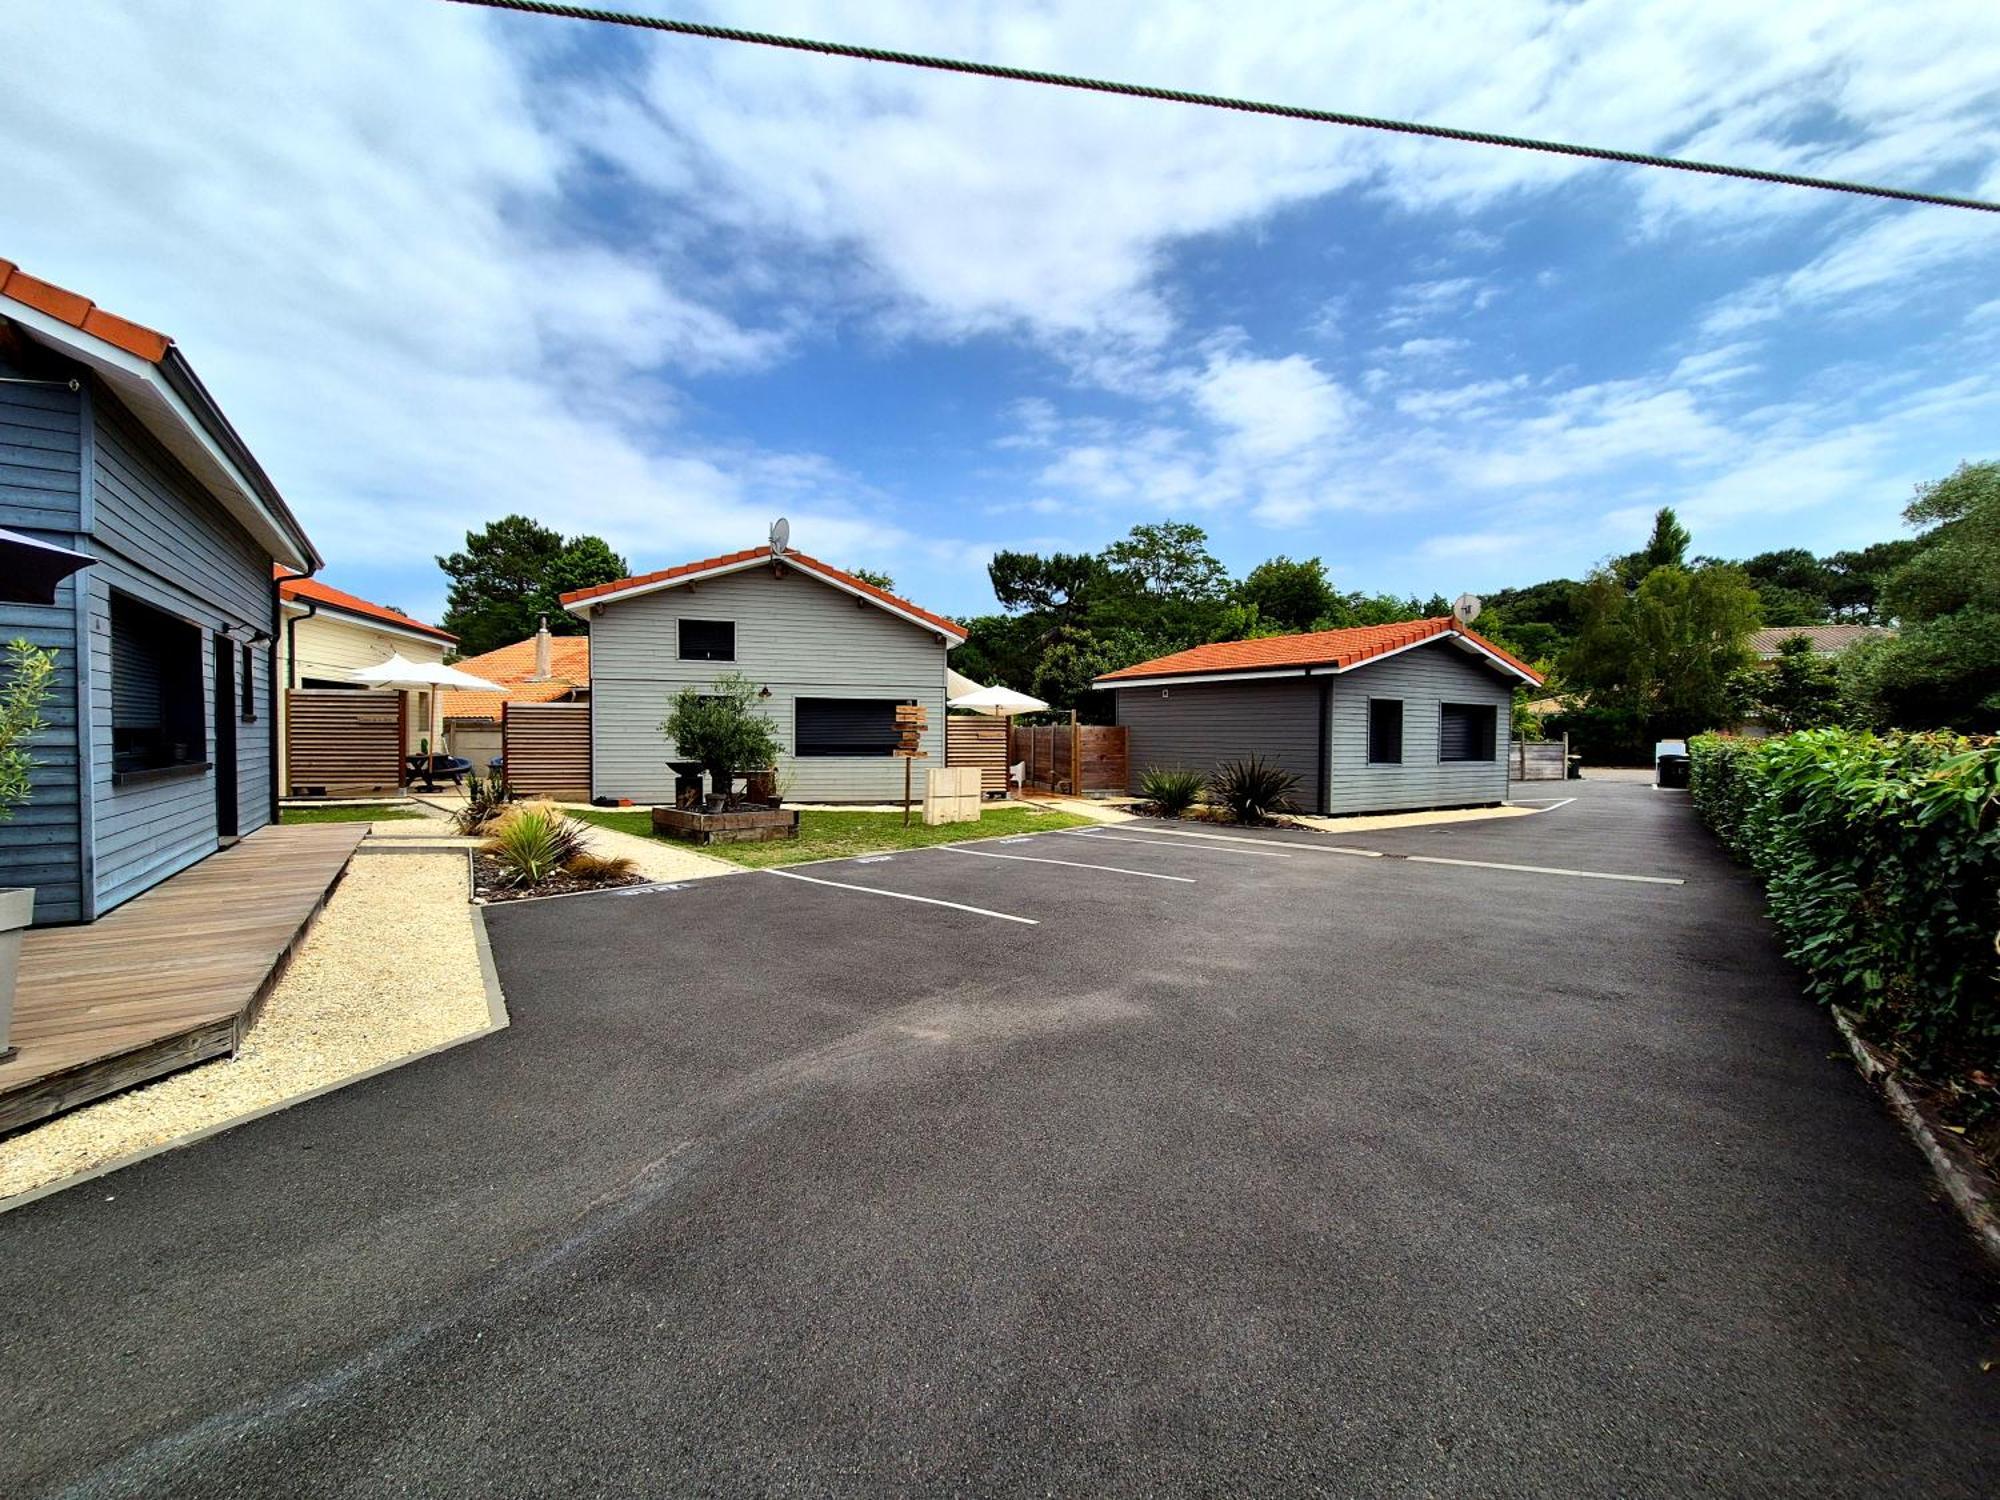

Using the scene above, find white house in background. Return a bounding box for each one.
[275,570,455,784]
[561,537,965,803]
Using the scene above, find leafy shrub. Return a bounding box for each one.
[662,672,782,804]
[454,772,515,836]
[564,851,638,883]
[0,638,56,818]
[1208,755,1301,824]
[1138,765,1206,818]
[482,806,588,889]
[1689,728,1999,1120]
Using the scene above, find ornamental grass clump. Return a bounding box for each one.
[481,805,588,889]
[1208,755,1300,825]
[454,773,516,836]
[1137,765,1206,819]
[1689,727,2000,1133]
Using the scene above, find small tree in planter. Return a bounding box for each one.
[0,638,56,1059]
[662,673,782,810]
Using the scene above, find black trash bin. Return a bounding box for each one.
[1566,754,1583,780]
[1656,753,1691,789]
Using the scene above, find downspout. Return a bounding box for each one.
[1313,670,1332,816]
[275,582,319,824]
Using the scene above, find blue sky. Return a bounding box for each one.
[7,1,2000,630]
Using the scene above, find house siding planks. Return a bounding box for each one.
[1115,677,1324,813]
[0,360,87,918]
[86,393,279,915]
[586,564,951,804]
[1323,642,1513,813]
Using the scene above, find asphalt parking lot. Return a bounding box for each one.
[0,780,1994,1497]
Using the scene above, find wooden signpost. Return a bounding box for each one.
[894,704,928,825]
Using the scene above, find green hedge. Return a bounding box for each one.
[1689,729,1999,1108]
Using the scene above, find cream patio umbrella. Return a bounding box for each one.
[947,683,1049,716]
[350,653,506,785]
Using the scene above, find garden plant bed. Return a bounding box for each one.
[471,853,649,904]
[574,805,1094,868]
[651,805,800,845]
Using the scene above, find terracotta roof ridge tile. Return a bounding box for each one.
[0,259,173,363]
[561,546,966,640]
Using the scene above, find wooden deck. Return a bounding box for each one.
[0,822,367,1134]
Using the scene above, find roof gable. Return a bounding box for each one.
[277,569,455,644]
[561,547,966,642]
[1094,617,1542,687]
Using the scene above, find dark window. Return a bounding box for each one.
[678,619,735,661]
[795,698,906,757]
[1367,698,1403,763]
[1438,702,1497,762]
[110,592,206,774]
[241,642,256,721]
[301,676,365,690]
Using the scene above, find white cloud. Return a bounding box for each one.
[1395,337,1470,359]
[1191,352,1352,457]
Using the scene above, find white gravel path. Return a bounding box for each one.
[0,848,494,1202]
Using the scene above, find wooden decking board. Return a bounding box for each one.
[0,822,366,1134]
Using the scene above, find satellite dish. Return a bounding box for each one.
[769,517,790,557]
[1452,593,1482,626]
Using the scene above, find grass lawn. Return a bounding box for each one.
[280,804,431,824]
[572,803,1095,867]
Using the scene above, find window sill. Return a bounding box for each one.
[112,761,212,789]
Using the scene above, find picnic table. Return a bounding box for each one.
[406,754,472,791]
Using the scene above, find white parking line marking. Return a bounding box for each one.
[1403,854,1683,885]
[1115,826,1383,857]
[764,868,1039,922]
[1059,830,1293,859]
[932,845,1196,883]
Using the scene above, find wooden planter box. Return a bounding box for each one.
[651,805,800,844]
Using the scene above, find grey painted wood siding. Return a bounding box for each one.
[1115,678,1324,813]
[586,565,951,803]
[0,361,87,918]
[86,393,278,914]
[1324,642,1513,813]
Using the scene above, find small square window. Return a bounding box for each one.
[1439,702,1497,762]
[1367,698,1403,764]
[678,619,735,661]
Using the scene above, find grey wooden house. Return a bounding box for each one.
[1095,618,1543,816]
[0,261,320,922]
[561,538,966,804]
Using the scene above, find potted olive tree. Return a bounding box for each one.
[661,672,781,813]
[0,638,56,1060]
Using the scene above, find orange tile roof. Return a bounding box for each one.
[0,259,173,362]
[561,546,967,641]
[441,634,590,721]
[276,567,455,643]
[1094,617,1544,686]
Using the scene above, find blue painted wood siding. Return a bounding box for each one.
[1322,642,1513,813]
[1114,677,1324,812]
[86,397,277,912]
[0,361,87,918]
[585,565,952,804]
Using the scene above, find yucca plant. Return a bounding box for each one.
[1208,755,1301,825]
[1137,765,1207,819]
[482,807,588,889]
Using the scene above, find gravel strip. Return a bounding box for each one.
[0,851,493,1201]
[1291,803,1544,834]
[572,818,740,883]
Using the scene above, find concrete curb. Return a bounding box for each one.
[1833,1008,2000,1266]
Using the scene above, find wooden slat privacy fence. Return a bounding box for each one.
[503,701,592,798]
[1009,723,1128,795]
[284,689,404,796]
[945,716,1009,796]
[1511,738,1568,781]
